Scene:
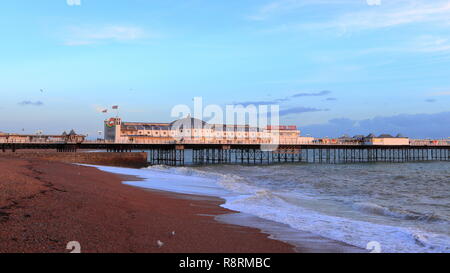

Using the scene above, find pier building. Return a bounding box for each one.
[104,117,312,145]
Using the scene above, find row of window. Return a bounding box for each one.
[124,130,280,138]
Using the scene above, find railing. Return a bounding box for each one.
[410,140,450,146]
[1,138,450,146]
[0,140,68,144]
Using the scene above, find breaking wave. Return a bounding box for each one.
[88,162,450,253]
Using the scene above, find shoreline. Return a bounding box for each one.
[89,164,364,253]
[0,157,295,253]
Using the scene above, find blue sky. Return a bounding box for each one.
[1,0,450,138]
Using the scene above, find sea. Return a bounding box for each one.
[89,161,450,253]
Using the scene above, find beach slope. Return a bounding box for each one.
[0,158,294,253]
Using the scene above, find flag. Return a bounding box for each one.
[112,105,119,110]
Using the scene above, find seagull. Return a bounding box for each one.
[171,231,176,236]
[157,240,164,248]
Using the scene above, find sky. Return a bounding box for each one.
[1,0,450,138]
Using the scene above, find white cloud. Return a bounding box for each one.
[248,0,351,21]
[366,0,381,6]
[252,0,450,32]
[66,0,81,6]
[430,91,450,96]
[64,25,146,46]
[330,1,450,31]
[415,36,450,52]
[357,35,450,55]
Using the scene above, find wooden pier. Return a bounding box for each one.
[1,142,449,166]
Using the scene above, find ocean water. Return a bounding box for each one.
[90,162,450,253]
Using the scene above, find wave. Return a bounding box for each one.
[90,164,450,253]
[352,202,444,223]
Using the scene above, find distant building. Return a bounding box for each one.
[0,130,85,143]
[364,134,409,146]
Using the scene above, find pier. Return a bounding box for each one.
[1,116,449,166]
[1,142,449,166]
[148,144,450,165]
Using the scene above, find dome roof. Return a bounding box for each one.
[378,134,394,138]
[170,116,208,130]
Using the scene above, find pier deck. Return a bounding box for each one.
[1,142,449,165]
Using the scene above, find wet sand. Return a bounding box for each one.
[0,157,295,253]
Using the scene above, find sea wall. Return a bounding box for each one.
[0,151,148,168]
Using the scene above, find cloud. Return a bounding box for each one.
[292,90,331,97]
[256,0,450,33]
[234,98,288,106]
[66,0,81,6]
[430,91,450,96]
[366,0,381,6]
[280,106,328,116]
[300,111,450,138]
[234,90,334,109]
[64,25,147,46]
[413,35,450,53]
[234,90,333,107]
[18,101,44,106]
[355,35,450,56]
[248,0,350,21]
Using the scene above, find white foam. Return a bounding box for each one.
[222,191,450,253]
[83,164,450,253]
[81,164,231,197]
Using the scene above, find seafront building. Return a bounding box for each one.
[104,116,314,145]
[0,117,447,147]
[0,130,85,143]
[102,116,444,146]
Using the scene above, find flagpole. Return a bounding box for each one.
[112,106,119,118]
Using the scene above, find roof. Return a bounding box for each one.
[365,133,408,139]
[170,116,208,129]
[378,134,394,138]
[212,124,261,132]
[123,122,170,126]
[123,124,170,131]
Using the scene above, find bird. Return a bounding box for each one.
[157,240,164,248]
[171,231,176,236]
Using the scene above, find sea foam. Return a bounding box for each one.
[85,163,450,253]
